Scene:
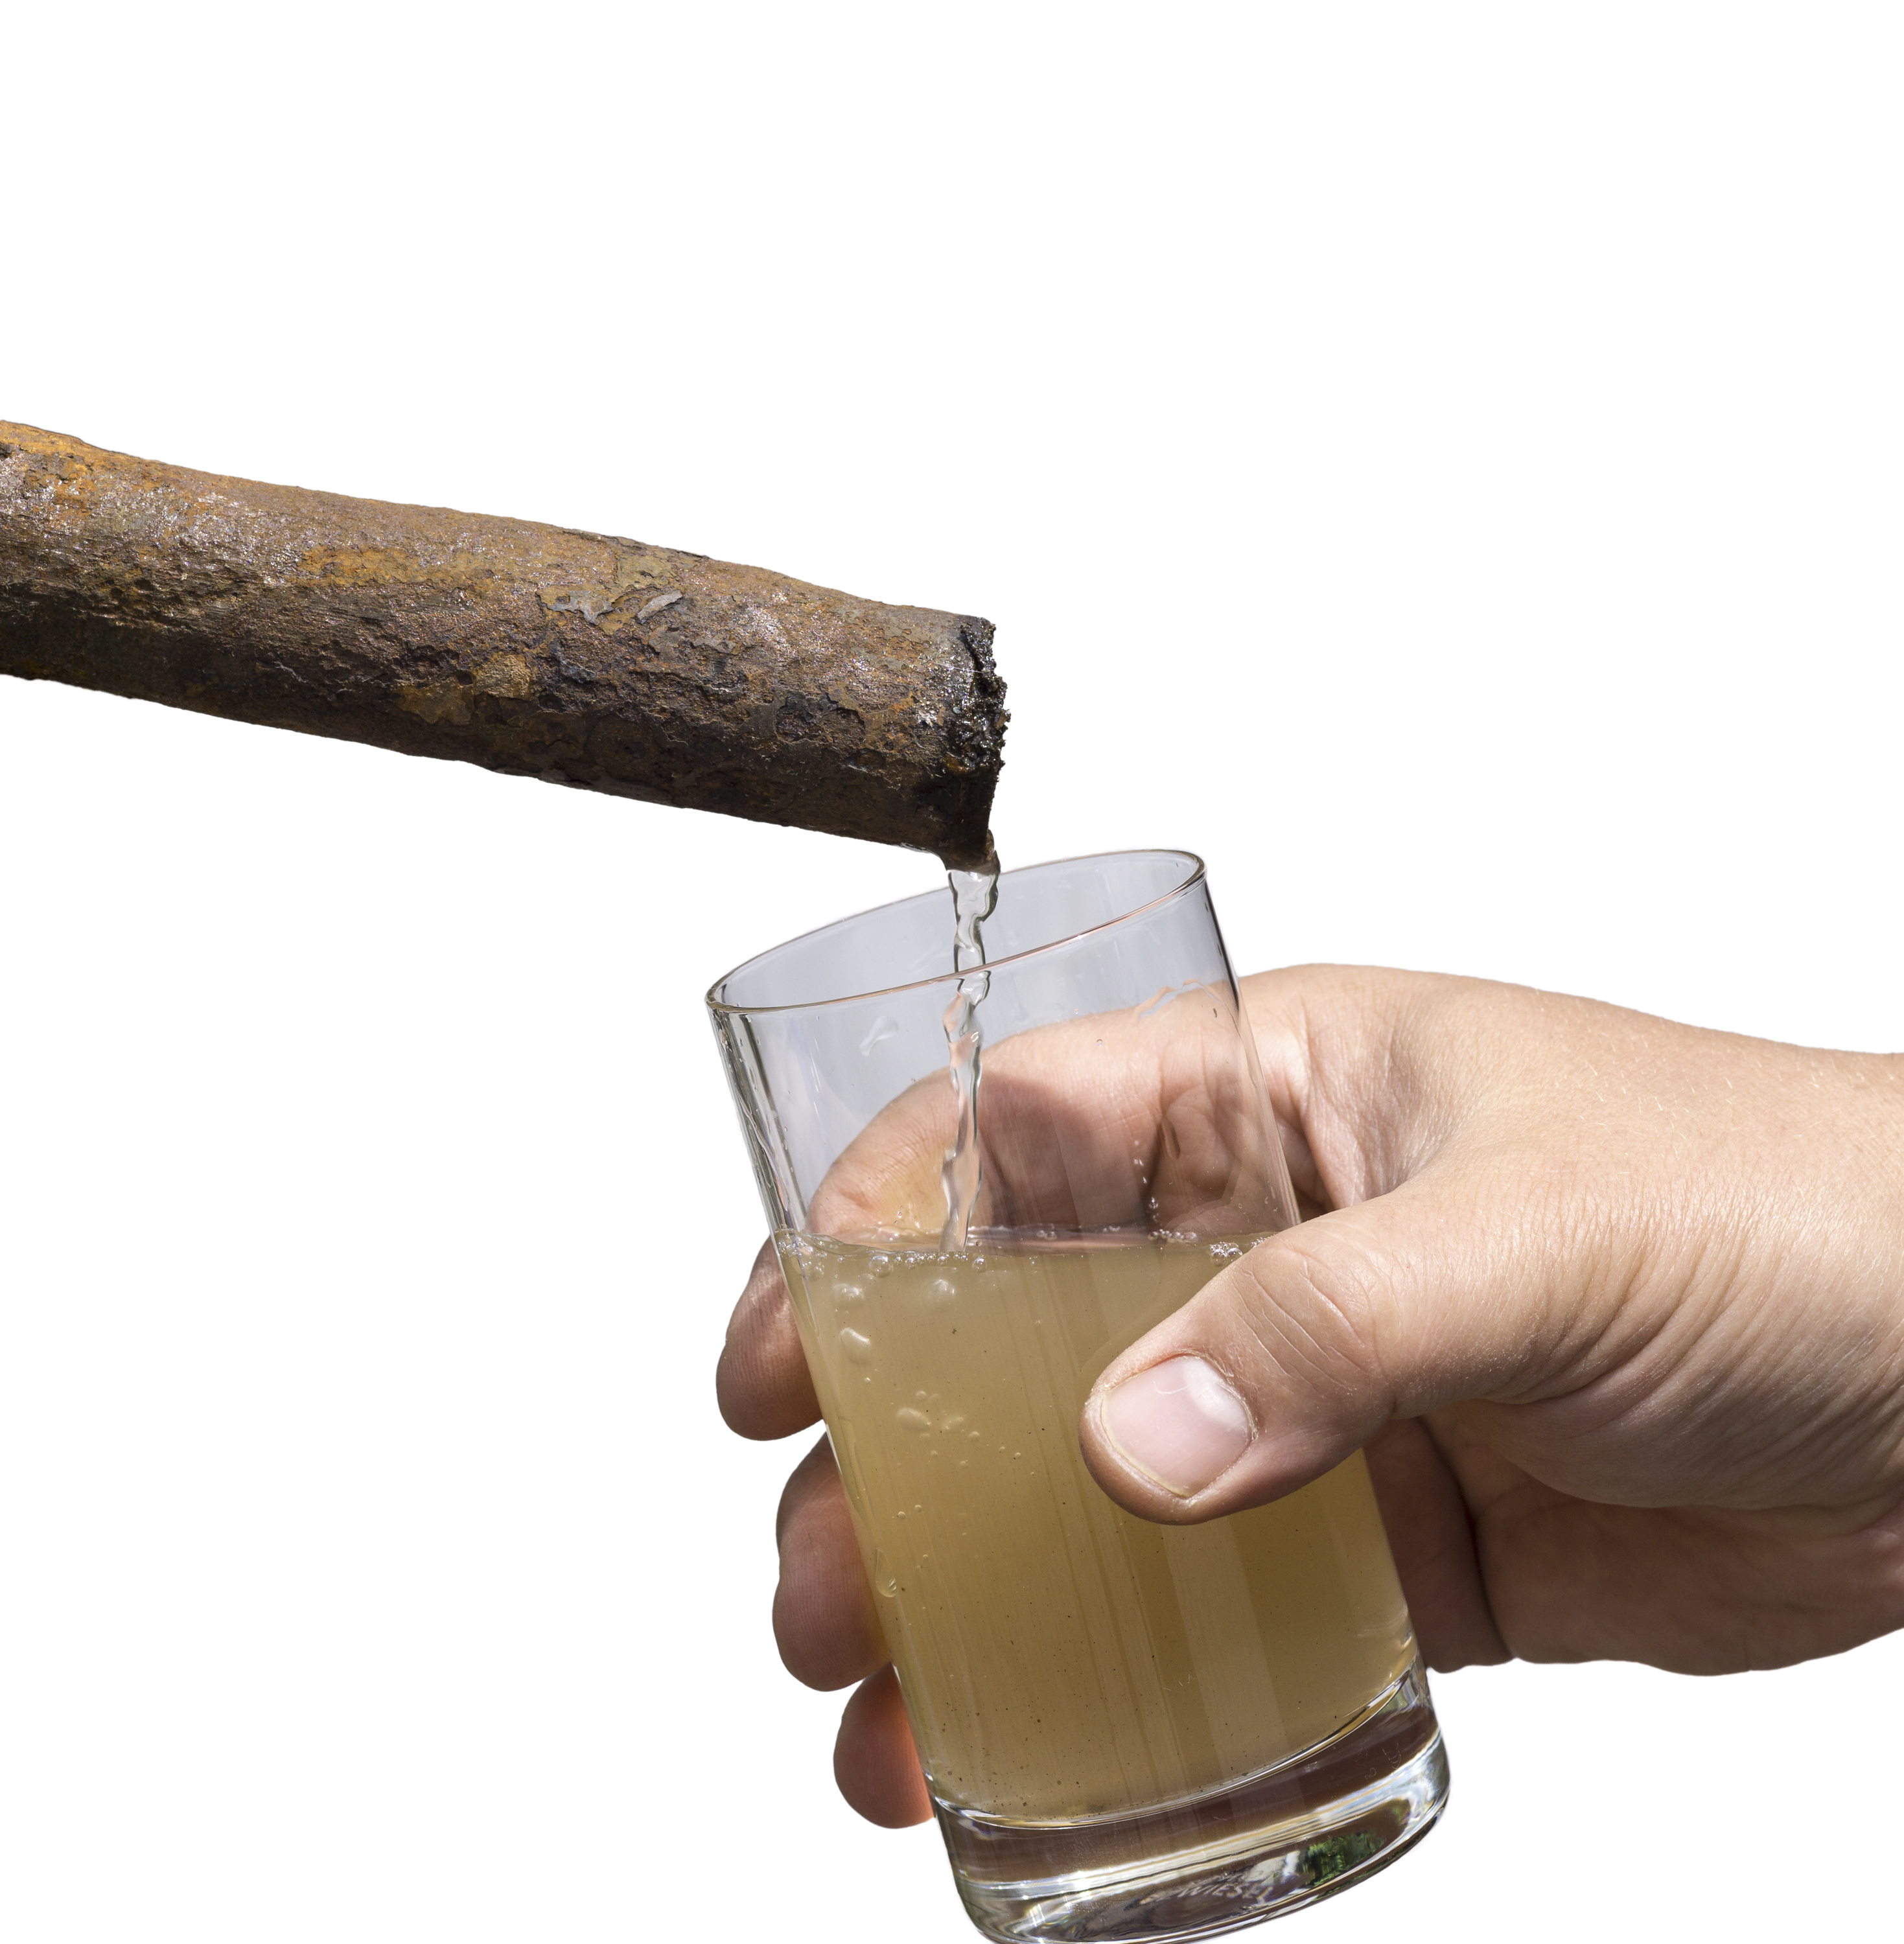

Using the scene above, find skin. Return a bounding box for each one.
[717,966,1904,1828]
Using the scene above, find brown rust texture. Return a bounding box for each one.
[0,422,1006,863]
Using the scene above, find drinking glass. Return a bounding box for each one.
[708,851,1447,1941]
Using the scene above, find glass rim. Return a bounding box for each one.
[705,848,1208,1018]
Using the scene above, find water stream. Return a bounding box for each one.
[938,850,999,1250]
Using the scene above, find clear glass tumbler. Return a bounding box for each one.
[708,852,1447,1941]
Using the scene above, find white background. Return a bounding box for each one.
[3,4,1900,1939]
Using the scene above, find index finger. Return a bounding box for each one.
[809,1006,1291,1241]
[717,1238,821,1441]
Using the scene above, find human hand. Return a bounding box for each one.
[718,967,1904,1826]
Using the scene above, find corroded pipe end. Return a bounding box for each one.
[0,422,1007,864]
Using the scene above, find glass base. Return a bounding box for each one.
[937,1660,1447,1943]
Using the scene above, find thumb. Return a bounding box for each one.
[1079,1171,1573,1522]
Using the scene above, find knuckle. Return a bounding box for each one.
[717,1243,820,1440]
[772,1552,881,1691]
[1228,1223,1393,1409]
[774,1435,837,1546]
[772,1437,883,1691]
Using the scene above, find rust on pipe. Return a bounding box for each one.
[0,422,1006,864]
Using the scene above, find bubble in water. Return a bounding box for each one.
[896,1407,932,1432]
[868,1253,892,1279]
[834,1283,866,1307]
[872,1549,898,1599]
[926,1277,956,1305]
[940,1412,966,1433]
[839,1328,873,1365]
